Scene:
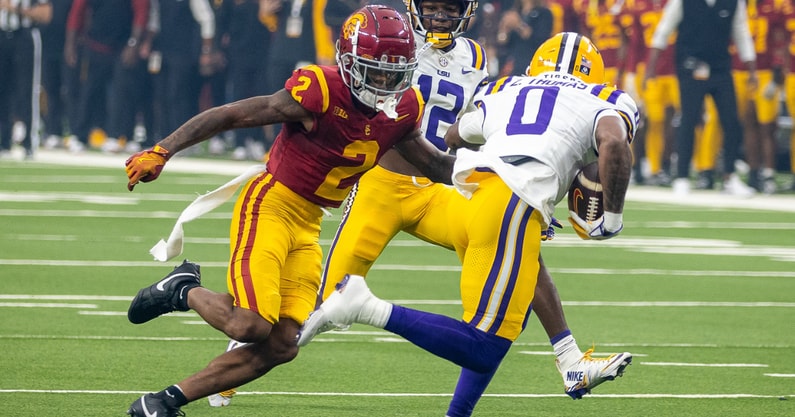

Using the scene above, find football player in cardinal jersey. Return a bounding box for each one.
[730,0,790,193]
[123,6,454,417]
[301,33,634,416]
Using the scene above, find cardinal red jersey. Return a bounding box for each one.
[731,0,788,70]
[267,65,424,208]
[624,0,676,76]
[549,0,580,34]
[573,0,624,72]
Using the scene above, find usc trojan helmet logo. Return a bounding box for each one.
[342,12,368,40]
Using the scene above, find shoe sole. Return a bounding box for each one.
[565,355,633,400]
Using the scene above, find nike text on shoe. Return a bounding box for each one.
[128,260,201,324]
[127,393,185,417]
[297,274,374,347]
[557,348,632,400]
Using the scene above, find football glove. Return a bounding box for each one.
[126,144,171,191]
[541,217,563,241]
[568,211,623,241]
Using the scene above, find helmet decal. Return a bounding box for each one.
[527,32,605,84]
[342,12,368,41]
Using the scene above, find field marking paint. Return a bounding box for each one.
[765,373,795,377]
[7,259,794,279]
[1,294,794,308]
[0,389,791,399]
[0,302,97,308]
[641,362,769,367]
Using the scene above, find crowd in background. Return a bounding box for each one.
[1,0,795,194]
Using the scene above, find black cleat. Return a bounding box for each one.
[128,260,201,324]
[127,393,185,417]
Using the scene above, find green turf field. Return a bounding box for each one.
[1,152,794,416]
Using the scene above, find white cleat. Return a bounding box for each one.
[207,389,236,407]
[557,348,632,399]
[723,173,756,198]
[297,275,373,347]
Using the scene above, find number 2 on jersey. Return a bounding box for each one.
[314,140,380,202]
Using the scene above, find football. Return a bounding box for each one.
[567,162,603,222]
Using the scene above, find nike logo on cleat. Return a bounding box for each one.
[141,397,158,417]
[156,273,197,291]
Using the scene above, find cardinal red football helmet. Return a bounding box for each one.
[337,5,418,115]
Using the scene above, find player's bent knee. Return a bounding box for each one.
[224,312,273,343]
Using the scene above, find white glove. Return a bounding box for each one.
[568,211,623,240]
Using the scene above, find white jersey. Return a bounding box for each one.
[413,36,488,150]
[453,71,639,225]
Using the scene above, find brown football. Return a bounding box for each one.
[567,162,603,222]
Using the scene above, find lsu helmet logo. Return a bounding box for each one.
[342,12,368,40]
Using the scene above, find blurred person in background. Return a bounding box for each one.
[496,0,552,76]
[646,0,758,197]
[0,0,52,159]
[213,0,274,160]
[779,1,795,191]
[730,0,789,194]
[623,0,676,187]
[148,0,216,150]
[39,0,72,150]
[572,0,625,86]
[64,0,149,153]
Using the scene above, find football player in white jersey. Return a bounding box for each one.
[299,32,635,416]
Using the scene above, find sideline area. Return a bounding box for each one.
[9,148,795,213]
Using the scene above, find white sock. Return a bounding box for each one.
[359,297,392,329]
[553,335,583,370]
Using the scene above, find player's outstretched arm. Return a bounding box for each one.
[158,89,312,154]
[126,90,313,191]
[394,129,456,185]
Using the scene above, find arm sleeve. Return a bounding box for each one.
[190,0,215,40]
[650,0,681,50]
[132,0,150,30]
[66,0,88,32]
[732,0,756,63]
[147,0,160,33]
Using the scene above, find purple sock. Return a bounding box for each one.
[550,329,572,346]
[384,305,512,373]
[446,367,498,417]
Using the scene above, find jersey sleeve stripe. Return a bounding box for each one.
[304,65,330,113]
[464,38,486,70]
[590,84,621,104]
[488,76,512,95]
[616,110,637,142]
[412,85,426,123]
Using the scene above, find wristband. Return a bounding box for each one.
[603,211,623,232]
[152,144,172,160]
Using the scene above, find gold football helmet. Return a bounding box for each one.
[526,32,605,84]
